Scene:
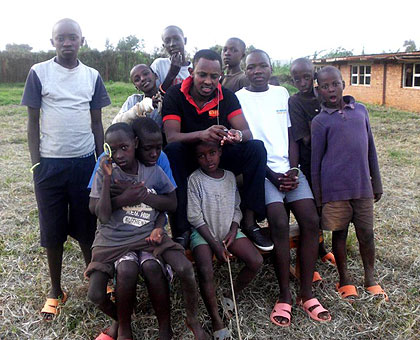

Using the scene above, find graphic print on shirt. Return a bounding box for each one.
[122,188,156,227]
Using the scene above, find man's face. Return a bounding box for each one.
[51,21,84,61]
[245,52,272,91]
[191,58,222,99]
[162,27,186,56]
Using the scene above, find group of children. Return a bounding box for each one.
[22,18,388,340]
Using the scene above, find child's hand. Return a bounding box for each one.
[110,180,131,197]
[279,171,299,192]
[120,182,149,205]
[99,156,112,176]
[146,227,164,245]
[214,243,231,263]
[223,225,238,248]
[374,193,382,202]
[170,52,183,69]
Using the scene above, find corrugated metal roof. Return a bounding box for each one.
[313,51,420,64]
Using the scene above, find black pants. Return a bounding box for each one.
[164,140,267,238]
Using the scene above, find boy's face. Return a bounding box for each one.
[191,58,222,100]
[222,39,244,68]
[137,131,163,167]
[162,27,186,56]
[131,65,157,94]
[291,62,314,94]
[51,20,84,61]
[106,130,138,171]
[196,143,222,176]
[245,52,272,92]
[317,70,344,108]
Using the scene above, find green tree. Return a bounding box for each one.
[320,47,353,58]
[209,44,223,55]
[5,43,32,52]
[403,40,417,52]
[116,35,144,52]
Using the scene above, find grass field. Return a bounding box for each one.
[0,84,419,340]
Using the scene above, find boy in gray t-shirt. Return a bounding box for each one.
[87,122,206,340]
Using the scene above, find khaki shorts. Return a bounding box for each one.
[321,198,374,231]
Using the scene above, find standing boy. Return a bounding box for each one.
[236,50,330,326]
[289,58,335,265]
[22,18,110,321]
[162,49,272,251]
[312,66,387,301]
[151,25,192,94]
[221,37,249,93]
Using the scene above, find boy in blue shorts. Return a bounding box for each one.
[236,49,331,326]
[21,18,110,321]
[312,66,387,301]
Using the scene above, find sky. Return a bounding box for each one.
[1,0,418,62]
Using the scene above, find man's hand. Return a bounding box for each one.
[199,125,228,143]
[374,193,382,202]
[146,227,164,245]
[221,129,242,146]
[99,156,112,177]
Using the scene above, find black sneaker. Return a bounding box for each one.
[242,224,274,251]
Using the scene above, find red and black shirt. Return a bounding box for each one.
[162,76,243,133]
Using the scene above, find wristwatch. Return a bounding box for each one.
[237,130,243,143]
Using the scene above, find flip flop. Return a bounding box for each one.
[321,252,336,265]
[40,291,68,321]
[270,301,292,327]
[366,284,389,301]
[95,329,115,340]
[213,327,231,340]
[300,298,331,323]
[221,296,234,319]
[313,271,323,283]
[336,283,358,300]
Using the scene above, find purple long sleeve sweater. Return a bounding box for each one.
[311,96,382,207]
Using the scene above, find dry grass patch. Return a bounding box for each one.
[0,104,419,339]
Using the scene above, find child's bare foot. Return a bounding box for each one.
[186,318,208,340]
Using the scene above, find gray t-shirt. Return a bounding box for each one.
[187,169,242,242]
[90,161,175,247]
[150,57,192,88]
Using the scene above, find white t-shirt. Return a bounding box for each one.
[21,58,110,158]
[236,85,291,174]
[150,57,192,88]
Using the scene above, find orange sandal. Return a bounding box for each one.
[336,283,358,300]
[366,284,389,301]
[321,252,336,265]
[40,292,68,321]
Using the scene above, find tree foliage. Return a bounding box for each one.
[5,43,33,53]
[116,35,143,52]
[403,40,417,52]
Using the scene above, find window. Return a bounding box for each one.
[351,65,371,85]
[403,63,420,88]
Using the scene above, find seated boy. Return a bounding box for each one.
[151,25,192,94]
[112,64,162,127]
[86,122,207,340]
[289,58,335,265]
[312,66,387,301]
[221,37,249,92]
[236,49,331,326]
[188,140,263,339]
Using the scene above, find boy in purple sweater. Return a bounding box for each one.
[312,66,388,301]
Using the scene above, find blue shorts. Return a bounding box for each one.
[265,172,314,205]
[33,154,97,248]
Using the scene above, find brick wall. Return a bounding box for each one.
[326,62,420,113]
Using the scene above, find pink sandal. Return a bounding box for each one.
[270,301,292,327]
[300,298,331,322]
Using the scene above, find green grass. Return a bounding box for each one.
[0,83,25,105]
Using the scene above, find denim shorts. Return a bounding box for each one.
[265,172,314,205]
[33,154,97,247]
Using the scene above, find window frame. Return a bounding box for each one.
[403,63,420,88]
[350,64,371,86]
